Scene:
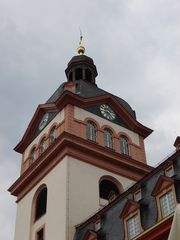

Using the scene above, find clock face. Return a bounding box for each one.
[38,113,49,131]
[100,104,116,120]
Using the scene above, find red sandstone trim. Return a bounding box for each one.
[8,132,153,201]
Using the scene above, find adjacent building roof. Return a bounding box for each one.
[74,149,180,240]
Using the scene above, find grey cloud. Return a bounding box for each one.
[0,0,179,239]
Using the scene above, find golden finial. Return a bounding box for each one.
[77,30,85,55]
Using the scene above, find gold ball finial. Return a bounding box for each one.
[77,30,85,55]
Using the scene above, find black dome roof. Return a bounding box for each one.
[68,55,94,66]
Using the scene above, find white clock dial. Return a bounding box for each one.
[100,104,116,120]
[38,113,49,131]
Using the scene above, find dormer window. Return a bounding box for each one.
[152,175,176,221]
[104,129,113,149]
[120,136,129,155]
[87,121,97,142]
[160,190,175,218]
[121,200,142,240]
[39,138,46,155]
[127,214,140,239]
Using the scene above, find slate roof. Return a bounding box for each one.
[74,150,180,240]
[67,55,94,66]
[46,79,136,119]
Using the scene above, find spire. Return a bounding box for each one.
[77,30,85,55]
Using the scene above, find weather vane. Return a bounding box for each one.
[77,28,85,55]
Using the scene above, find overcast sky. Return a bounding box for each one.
[0,0,180,239]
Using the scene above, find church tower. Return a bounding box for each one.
[9,37,153,240]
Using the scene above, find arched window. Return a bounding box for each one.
[75,68,82,80]
[99,177,121,206]
[39,138,46,155]
[87,121,97,142]
[30,147,36,165]
[50,126,56,144]
[104,129,113,149]
[120,136,129,155]
[35,187,47,220]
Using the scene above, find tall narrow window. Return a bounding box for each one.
[127,214,140,239]
[120,136,129,155]
[104,129,113,149]
[30,147,36,165]
[75,68,82,80]
[160,190,175,218]
[39,138,46,155]
[85,69,92,81]
[36,228,44,240]
[87,121,97,142]
[50,126,56,144]
[35,187,47,220]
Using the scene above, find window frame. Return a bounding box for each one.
[124,209,142,240]
[35,225,45,240]
[157,186,176,220]
[104,128,114,149]
[86,121,97,142]
[126,213,141,240]
[34,186,47,222]
[120,136,130,156]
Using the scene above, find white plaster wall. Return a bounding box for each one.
[23,110,64,160]
[67,156,135,240]
[74,106,140,146]
[14,157,68,240]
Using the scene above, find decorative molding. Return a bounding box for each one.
[151,175,174,197]
[14,91,153,153]
[9,132,153,201]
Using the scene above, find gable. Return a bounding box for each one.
[83,104,129,129]
[120,200,140,218]
[15,91,153,153]
[32,111,59,142]
[151,175,174,196]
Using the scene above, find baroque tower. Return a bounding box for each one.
[9,38,153,240]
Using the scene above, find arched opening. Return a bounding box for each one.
[75,68,83,80]
[99,176,122,206]
[104,129,113,149]
[35,187,47,220]
[39,138,46,155]
[120,136,129,155]
[69,72,73,81]
[49,126,56,145]
[85,69,92,81]
[86,121,97,142]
